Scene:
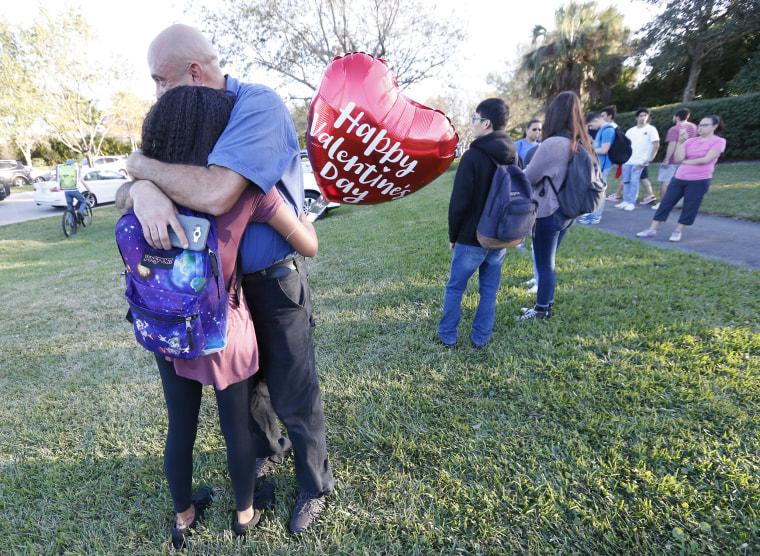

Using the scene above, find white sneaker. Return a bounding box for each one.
[624,203,635,211]
[527,284,538,294]
[669,231,682,242]
[637,228,657,238]
[522,278,536,287]
[615,201,628,209]
[639,194,656,205]
[651,202,660,210]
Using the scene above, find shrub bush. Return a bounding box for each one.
[615,92,760,161]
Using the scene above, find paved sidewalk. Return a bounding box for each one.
[584,198,760,271]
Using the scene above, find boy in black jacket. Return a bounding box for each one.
[438,98,516,348]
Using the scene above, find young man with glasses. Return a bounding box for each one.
[438,98,516,349]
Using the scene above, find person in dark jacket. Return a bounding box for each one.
[438,98,516,348]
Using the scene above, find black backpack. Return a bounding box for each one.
[476,156,538,249]
[546,136,606,219]
[604,124,633,165]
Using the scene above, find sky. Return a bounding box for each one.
[5,0,660,104]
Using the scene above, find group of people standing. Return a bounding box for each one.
[115,24,333,548]
[438,92,727,347]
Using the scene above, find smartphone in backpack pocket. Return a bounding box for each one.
[168,214,211,251]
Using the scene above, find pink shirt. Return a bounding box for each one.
[674,136,726,181]
[174,187,282,390]
[665,122,697,164]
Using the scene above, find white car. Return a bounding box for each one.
[33,169,129,207]
[302,158,339,221]
[79,156,129,177]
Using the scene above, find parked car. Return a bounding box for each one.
[30,167,56,183]
[302,157,339,220]
[79,155,129,176]
[33,169,129,207]
[0,160,32,189]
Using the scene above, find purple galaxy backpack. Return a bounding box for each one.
[115,209,228,359]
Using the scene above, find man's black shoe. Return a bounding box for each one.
[255,446,293,480]
[289,491,326,534]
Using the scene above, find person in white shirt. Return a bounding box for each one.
[615,107,659,211]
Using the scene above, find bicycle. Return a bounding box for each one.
[62,193,93,237]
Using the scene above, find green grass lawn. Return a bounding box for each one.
[0,168,759,554]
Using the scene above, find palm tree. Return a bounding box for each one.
[521,2,630,108]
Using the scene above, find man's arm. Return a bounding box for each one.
[595,141,611,155]
[647,140,660,163]
[447,155,474,246]
[115,181,133,214]
[123,154,250,250]
[662,141,677,169]
[127,152,249,215]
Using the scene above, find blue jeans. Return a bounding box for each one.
[439,243,506,346]
[65,190,87,215]
[578,166,613,223]
[621,164,645,204]
[533,210,574,307]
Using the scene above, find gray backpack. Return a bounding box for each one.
[546,135,606,219]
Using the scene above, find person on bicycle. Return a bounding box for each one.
[60,160,91,221]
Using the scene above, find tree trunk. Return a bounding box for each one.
[682,57,702,102]
[683,39,704,103]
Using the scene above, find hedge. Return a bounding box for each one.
[615,92,760,161]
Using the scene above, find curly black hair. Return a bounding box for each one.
[141,86,235,166]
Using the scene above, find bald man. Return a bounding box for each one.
[119,24,334,535]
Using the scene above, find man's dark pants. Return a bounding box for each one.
[243,255,334,496]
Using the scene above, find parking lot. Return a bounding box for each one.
[0,191,68,226]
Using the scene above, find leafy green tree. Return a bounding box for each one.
[194,0,466,100]
[639,0,760,102]
[729,48,760,93]
[0,21,48,165]
[0,7,137,165]
[520,1,630,109]
[108,91,153,153]
[487,63,544,138]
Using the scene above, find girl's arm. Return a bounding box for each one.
[680,149,722,166]
[266,206,318,257]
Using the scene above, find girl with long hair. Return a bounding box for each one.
[520,91,594,320]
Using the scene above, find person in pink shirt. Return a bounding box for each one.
[637,115,726,242]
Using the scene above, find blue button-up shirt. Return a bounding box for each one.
[208,76,304,273]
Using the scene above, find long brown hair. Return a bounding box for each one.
[541,91,594,161]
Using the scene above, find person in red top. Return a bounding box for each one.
[652,108,698,210]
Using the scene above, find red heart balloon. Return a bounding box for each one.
[307,53,459,205]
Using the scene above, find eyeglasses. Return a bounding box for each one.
[529,127,542,132]
[472,117,489,124]
[698,123,715,127]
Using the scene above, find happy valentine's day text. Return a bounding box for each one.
[310,101,419,204]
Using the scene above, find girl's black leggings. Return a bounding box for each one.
[155,354,256,513]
